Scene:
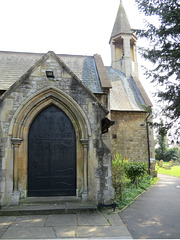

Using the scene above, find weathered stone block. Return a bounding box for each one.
[95,166,108,178]
[0,148,5,157]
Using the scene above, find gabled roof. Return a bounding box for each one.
[94,54,112,89]
[0,50,152,112]
[0,51,106,93]
[107,67,152,111]
[0,51,109,114]
[132,74,152,107]
[110,1,132,42]
[59,54,105,93]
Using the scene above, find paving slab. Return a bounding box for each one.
[46,214,77,226]
[11,215,47,227]
[76,225,132,238]
[0,226,8,231]
[103,212,124,226]
[0,216,16,228]
[54,226,76,238]
[0,229,6,238]
[0,212,132,239]
[78,213,109,226]
[1,226,56,239]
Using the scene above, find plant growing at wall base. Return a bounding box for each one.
[112,154,129,200]
[116,176,159,210]
[124,162,148,187]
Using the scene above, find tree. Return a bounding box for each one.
[155,120,168,161]
[165,147,180,162]
[134,0,180,140]
[155,120,180,161]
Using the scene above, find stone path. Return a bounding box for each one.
[0,212,132,239]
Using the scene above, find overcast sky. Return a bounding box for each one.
[0,0,154,100]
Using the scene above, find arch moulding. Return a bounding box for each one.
[10,87,91,200]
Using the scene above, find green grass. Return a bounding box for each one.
[162,162,169,165]
[156,165,180,178]
[114,176,159,210]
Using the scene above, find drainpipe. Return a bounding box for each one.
[145,113,151,174]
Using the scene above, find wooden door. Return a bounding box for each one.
[28,105,76,196]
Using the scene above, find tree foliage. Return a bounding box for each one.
[165,147,180,162]
[155,120,180,161]
[155,145,180,162]
[134,0,180,138]
[155,120,168,160]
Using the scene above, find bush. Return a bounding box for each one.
[112,154,127,191]
[124,162,148,184]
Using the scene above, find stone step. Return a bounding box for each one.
[0,203,97,216]
[0,197,97,216]
[20,196,82,205]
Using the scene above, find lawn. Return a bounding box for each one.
[156,164,180,178]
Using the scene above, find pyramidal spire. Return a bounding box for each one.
[110,1,132,42]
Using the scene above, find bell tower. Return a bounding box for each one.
[109,0,138,77]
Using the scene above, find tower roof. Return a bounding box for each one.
[110,1,132,42]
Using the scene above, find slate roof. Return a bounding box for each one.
[0,51,151,111]
[106,67,147,111]
[58,54,104,93]
[94,54,112,89]
[0,51,103,93]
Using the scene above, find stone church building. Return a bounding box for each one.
[0,2,154,206]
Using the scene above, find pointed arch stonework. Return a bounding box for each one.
[10,87,91,200]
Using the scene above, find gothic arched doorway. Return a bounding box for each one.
[28,105,76,196]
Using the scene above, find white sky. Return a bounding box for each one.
[0,0,154,100]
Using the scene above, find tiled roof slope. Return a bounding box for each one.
[106,67,146,111]
[93,54,112,89]
[0,51,103,93]
[0,51,151,112]
[58,54,103,93]
[132,75,152,107]
[0,51,41,90]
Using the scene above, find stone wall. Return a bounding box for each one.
[0,110,4,204]
[0,52,114,205]
[110,111,149,163]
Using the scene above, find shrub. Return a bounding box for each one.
[124,162,148,184]
[112,154,129,199]
[112,154,125,190]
